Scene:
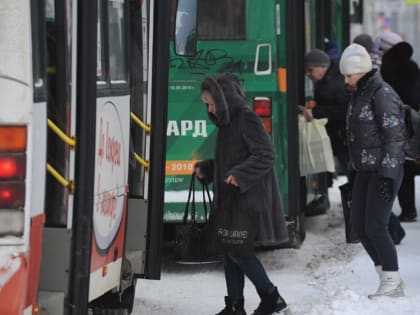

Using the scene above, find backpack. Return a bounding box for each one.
[402,104,420,160]
[371,86,420,160]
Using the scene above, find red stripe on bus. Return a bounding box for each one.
[26,213,45,310]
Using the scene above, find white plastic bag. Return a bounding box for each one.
[299,115,336,176]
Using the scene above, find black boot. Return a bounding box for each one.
[216,297,247,315]
[398,212,417,222]
[233,298,247,315]
[252,287,287,315]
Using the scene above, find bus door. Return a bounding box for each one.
[88,0,132,302]
[38,0,78,312]
[37,0,131,309]
[301,0,350,213]
[123,0,169,281]
[90,0,170,302]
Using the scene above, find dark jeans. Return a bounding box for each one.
[351,166,403,271]
[397,160,420,215]
[224,253,274,299]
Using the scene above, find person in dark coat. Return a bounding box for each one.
[339,43,406,298]
[381,41,420,222]
[194,73,289,315]
[371,31,403,69]
[300,49,350,173]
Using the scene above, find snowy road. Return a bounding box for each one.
[133,177,420,315]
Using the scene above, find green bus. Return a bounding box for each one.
[165,0,350,246]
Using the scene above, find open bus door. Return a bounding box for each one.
[35,0,170,314]
[299,0,351,219]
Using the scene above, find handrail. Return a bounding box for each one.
[130,112,151,134]
[133,152,149,171]
[47,119,76,148]
[46,163,75,194]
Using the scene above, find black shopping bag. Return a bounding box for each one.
[213,187,257,256]
[339,182,360,244]
[174,174,220,264]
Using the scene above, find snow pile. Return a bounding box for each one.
[134,177,420,314]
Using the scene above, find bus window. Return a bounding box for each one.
[170,0,246,41]
[97,0,106,84]
[198,0,245,40]
[31,0,47,102]
[174,0,198,56]
[108,0,127,84]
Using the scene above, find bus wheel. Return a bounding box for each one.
[92,308,129,315]
[90,282,136,314]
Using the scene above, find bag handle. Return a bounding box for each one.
[182,173,213,224]
[201,180,213,223]
[182,173,196,224]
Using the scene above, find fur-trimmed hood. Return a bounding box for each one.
[383,41,413,61]
[200,73,249,127]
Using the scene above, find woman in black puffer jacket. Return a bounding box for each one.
[339,44,406,299]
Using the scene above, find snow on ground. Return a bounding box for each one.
[133,177,420,315]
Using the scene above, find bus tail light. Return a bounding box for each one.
[0,126,26,236]
[253,97,272,134]
[0,182,25,208]
[0,154,26,179]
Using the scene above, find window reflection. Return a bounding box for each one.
[108,0,127,83]
[97,0,106,83]
[170,0,245,40]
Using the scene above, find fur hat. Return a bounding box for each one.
[373,31,403,54]
[339,43,373,75]
[353,34,373,53]
[304,49,331,68]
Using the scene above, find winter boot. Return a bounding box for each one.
[252,287,287,315]
[371,265,383,294]
[233,298,247,315]
[216,296,247,315]
[398,212,417,222]
[368,271,405,299]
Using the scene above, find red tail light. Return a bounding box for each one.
[253,97,272,134]
[253,97,272,116]
[0,154,26,179]
[0,126,26,214]
[0,182,25,208]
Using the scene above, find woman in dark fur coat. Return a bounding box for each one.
[194,73,289,315]
[381,41,420,222]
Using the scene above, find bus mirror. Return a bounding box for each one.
[174,0,197,56]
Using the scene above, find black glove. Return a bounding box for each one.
[377,177,394,202]
[193,160,214,185]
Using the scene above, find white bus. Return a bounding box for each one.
[0,0,181,313]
